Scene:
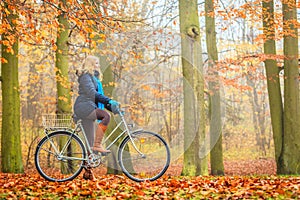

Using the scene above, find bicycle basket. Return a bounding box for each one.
[42,114,73,129]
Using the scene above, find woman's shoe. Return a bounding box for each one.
[92,145,111,153]
[83,168,97,181]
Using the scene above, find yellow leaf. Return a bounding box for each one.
[90,32,96,39]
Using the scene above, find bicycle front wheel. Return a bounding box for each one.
[118,131,170,182]
[35,131,86,182]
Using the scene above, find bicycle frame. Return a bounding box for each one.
[72,110,144,157]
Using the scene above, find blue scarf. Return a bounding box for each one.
[94,76,104,110]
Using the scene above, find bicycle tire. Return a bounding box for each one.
[35,131,86,182]
[118,130,170,182]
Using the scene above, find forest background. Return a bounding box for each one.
[1,0,300,198]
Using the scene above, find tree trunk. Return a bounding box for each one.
[100,53,124,174]
[246,73,268,156]
[24,63,40,124]
[262,0,284,173]
[55,0,72,174]
[281,0,300,174]
[56,0,72,115]
[179,0,208,176]
[1,2,24,173]
[205,0,224,175]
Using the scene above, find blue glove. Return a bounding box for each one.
[109,100,120,114]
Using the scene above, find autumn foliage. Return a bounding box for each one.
[1,169,300,199]
[3,158,299,199]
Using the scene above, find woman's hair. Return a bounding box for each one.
[94,70,103,81]
[76,55,100,76]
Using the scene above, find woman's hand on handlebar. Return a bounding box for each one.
[109,100,120,114]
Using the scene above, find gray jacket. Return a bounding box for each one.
[74,73,111,118]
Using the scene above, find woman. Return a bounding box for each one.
[74,55,119,153]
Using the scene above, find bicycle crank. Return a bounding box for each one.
[87,153,104,168]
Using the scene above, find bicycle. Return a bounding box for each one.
[34,108,171,182]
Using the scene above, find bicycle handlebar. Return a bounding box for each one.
[117,107,125,116]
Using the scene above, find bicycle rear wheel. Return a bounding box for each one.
[118,131,170,182]
[35,131,86,182]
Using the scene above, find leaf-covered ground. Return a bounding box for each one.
[1,159,300,199]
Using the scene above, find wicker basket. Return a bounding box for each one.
[42,114,73,129]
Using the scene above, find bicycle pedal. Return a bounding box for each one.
[92,150,99,155]
[101,152,111,156]
[92,151,110,156]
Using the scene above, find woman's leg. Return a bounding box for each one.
[86,108,110,125]
[82,109,110,180]
[81,119,95,147]
[87,109,111,152]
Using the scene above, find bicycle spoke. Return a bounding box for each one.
[120,155,145,162]
[39,147,57,156]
